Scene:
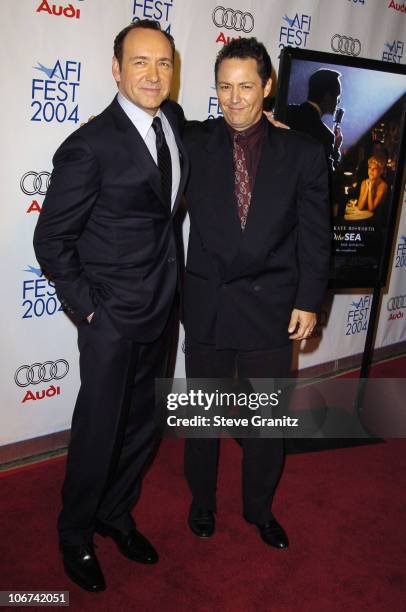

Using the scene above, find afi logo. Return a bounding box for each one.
[279,13,311,50]
[395,236,406,269]
[132,0,173,32]
[31,59,81,124]
[23,265,43,278]
[207,86,223,120]
[382,40,404,63]
[346,295,370,335]
[22,265,63,320]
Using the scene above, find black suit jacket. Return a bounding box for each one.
[34,96,189,342]
[183,117,330,350]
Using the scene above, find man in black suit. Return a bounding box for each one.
[34,20,188,592]
[183,39,330,547]
[286,68,343,171]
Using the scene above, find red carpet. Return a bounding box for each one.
[1,435,406,610]
[339,355,406,378]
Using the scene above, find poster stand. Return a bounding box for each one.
[354,284,382,414]
[275,48,406,451]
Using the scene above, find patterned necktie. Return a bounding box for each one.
[152,116,172,207]
[233,133,252,231]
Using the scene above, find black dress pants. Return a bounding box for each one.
[184,340,292,524]
[58,304,173,546]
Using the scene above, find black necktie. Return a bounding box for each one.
[152,116,172,207]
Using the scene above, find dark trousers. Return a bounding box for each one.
[184,340,292,524]
[58,304,174,546]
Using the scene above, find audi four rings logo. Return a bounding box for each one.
[14,360,69,387]
[331,34,361,56]
[212,6,254,32]
[387,295,406,311]
[20,171,51,195]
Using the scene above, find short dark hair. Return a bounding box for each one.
[214,37,272,87]
[114,20,175,68]
[308,69,341,103]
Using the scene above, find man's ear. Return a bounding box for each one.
[264,78,272,99]
[112,56,121,84]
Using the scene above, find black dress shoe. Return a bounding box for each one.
[188,507,215,538]
[95,521,158,564]
[249,517,289,549]
[61,544,106,592]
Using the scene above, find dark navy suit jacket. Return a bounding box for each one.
[34,96,189,342]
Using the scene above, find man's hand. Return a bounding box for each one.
[80,115,96,127]
[263,110,290,130]
[288,308,316,340]
[333,125,343,149]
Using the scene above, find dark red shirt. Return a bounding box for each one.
[227,115,267,191]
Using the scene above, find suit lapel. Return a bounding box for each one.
[206,119,242,253]
[161,103,189,217]
[109,96,189,213]
[109,97,165,207]
[224,123,287,280]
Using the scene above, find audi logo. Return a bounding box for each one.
[331,34,361,57]
[20,171,51,196]
[212,6,254,33]
[14,359,69,387]
[387,295,406,312]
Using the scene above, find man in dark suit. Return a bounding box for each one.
[183,38,330,548]
[286,68,343,171]
[33,20,188,592]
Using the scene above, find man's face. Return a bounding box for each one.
[325,82,341,115]
[216,58,272,131]
[112,28,173,115]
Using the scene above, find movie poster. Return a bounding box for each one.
[276,49,406,287]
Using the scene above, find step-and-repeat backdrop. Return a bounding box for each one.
[2,0,406,447]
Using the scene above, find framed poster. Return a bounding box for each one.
[275,47,406,288]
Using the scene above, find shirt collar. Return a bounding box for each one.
[307,100,322,116]
[117,92,163,139]
[226,114,266,142]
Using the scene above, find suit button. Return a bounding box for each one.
[253,284,262,292]
[222,283,228,289]
[167,257,176,264]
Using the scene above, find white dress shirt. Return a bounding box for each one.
[117,92,181,210]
